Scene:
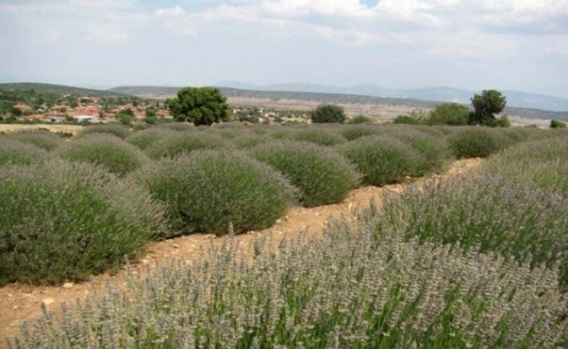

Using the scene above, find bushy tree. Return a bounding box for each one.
[550,119,567,128]
[469,90,507,126]
[311,104,346,124]
[166,87,229,126]
[428,103,469,125]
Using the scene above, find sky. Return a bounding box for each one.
[0,0,567,98]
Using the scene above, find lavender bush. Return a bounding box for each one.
[0,160,166,286]
[338,135,423,186]
[7,130,63,151]
[57,133,150,176]
[146,131,226,159]
[136,150,298,235]
[79,124,131,139]
[10,213,568,348]
[249,140,360,207]
[0,138,49,166]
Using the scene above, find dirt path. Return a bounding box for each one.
[0,158,481,346]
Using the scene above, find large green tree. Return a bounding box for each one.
[469,90,507,126]
[166,87,229,126]
[311,104,346,124]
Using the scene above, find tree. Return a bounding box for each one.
[428,103,469,125]
[311,104,346,124]
[550,119,567,128]
[117,108,134,125]
[166,87,229,126]
[469,90,507,126]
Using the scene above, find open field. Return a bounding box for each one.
[1,123,567,348]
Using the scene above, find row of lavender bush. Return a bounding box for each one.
[4,124,567,348]
[0,124,545,286]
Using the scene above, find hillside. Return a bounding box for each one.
[0,82,131,98]
[110,85,568,121]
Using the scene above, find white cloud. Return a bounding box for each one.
[86,23,129,43]
[155,6,186,17]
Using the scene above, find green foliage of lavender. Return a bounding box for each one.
[11,215,568,348]
[136,150,298,235]
[250,140,360,207]
[57,134,150,176]
[478,134,568,195]
[339,125,381,141]
[126,127,178,150]
[386,128,451,175]
[146,131,226,159]
[373,173,568,287]
[290,128,347,146]
[447,127,513,159]
[7,130,63,151]
[0,138,49,166]
[79,123,131,139]
[0,161,166,286]
[338,135,423,186]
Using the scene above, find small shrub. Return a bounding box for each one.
[79,124,131,139]
[137,150,298,235]
[387,127,451,175]
[57,134,150,176]
[126,127,178,150]
[346,115,373,124]
[340,125,380,141]
[7,130,63,151]
[393,113,425,125]
[427,103,469,125]
[231,133,267,149]
[310,104,346,123]
[447,127,512,159]
[250,140,360,207]
[147,131,226,159]
[157,122,196,132]
[0,161,166,285]
[551,119,567,128]
[0,138,49,166]
[290,128,347,146]
[338,135,422,186]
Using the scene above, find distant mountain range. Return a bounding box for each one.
[219,82,568,113]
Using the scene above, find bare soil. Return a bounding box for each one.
[0,158,481,346]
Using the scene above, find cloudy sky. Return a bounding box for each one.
[0,0,567,98]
